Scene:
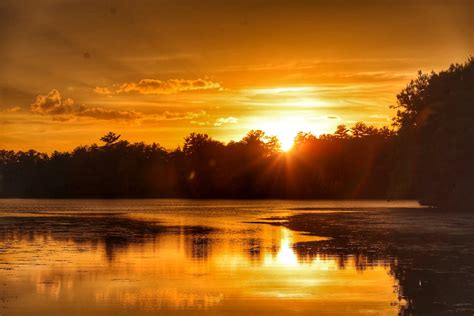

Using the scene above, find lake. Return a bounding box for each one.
[0,199,473,315]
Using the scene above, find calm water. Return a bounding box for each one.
[0,199,421,315]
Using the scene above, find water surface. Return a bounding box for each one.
[0,199,455,315]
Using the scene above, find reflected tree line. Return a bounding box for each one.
[1,59,472,209]
[287,209,474,316]
[3,210,473,315]
[0,214,216,262]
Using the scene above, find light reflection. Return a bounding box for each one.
[0,211,399,315]
[272,228,299,267]
[95,288,224,311]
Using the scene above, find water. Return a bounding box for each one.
[0,199,461,315]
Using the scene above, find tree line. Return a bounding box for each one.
[1,58,472,209]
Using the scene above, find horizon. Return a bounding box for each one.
[2,122,395,154]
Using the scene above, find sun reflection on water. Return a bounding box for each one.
[0,209,400,315]
[271,228,299,267]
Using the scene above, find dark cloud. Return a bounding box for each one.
[30,89,75,115]
[30,90,142,121]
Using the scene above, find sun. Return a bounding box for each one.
[278,132,297,152]
[256,113,339,151]
[261,116,315,151]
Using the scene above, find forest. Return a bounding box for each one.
[1,59,472,209]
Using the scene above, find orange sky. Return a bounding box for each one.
[0,0,472,152]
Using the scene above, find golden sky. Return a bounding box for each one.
[0,0,472,152]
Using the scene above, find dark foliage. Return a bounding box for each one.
[0,124,403,199]
[392,58,474,210]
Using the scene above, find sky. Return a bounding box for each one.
[0,0,472,152]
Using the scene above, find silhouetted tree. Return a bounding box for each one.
[351,122,379,138]
[0,125,404,199]
[393,58,474,209]
[100,132,121,146]
[241,130,281,155]
[294,132,317,147]
[334,125,350,139]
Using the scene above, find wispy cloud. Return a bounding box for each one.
[93,86,113,96]
[214,116,238,126]
[369,114,391,121]
[75,106,143,121]
[162,110,207,120]
[1,106,22,113]
[188,116,239,127]
[95,78,223,96]
[219,57,424,73]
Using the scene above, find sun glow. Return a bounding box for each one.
[259,115,333,151]
[245,86,316,95]
[243,86,339,151]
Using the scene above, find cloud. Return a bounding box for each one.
[187,116,238,127]
[31,89,75,115]
[141,110,208,125]
[96,78,223,95]
[1,106,22,113]
[30,90,142,121]
[75,106,142,120]
[162,110,207,120]
[214,116,238,126]
[190,120,211,126]
[369,114,390,121]
[94,86,113,96]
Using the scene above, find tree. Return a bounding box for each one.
[334,125,350,139]
[100,132,121,146]
[294,132,317,147]
[183,133,210,155]
[0,124,399,199]
[241,130,281,155]
[391,71,431,131]
[351,122,379,138]
[394,58,474,209]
